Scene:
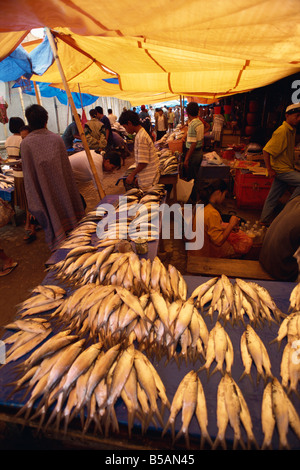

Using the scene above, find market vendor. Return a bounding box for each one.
[259,195,300,281]
[119,110,160,191]
[260,102,300,226]
[190,179,252,258]
[69,149,121,211]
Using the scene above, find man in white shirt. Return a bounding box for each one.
[108,108,117,126]
[119,110,160,191]
[69,149,121,210]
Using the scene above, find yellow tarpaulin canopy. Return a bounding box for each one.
[1,0,300,104]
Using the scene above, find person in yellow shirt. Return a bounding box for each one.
[260,102,300,225]
[191,179,244,258]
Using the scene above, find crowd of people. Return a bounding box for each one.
[0,100,299,282]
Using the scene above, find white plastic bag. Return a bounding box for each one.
[171,178,194,202]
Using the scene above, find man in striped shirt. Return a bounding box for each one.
[119,110,160,191]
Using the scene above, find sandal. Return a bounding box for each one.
[0,262,18,277]
[24,231,37,243]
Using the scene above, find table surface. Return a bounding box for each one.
[0,274,298,450]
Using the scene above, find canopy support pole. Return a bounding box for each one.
[33,82,41,105]
[180,95,184,125]
[53,97,60,134]
[18,87,27,124]
[45,27,106,200]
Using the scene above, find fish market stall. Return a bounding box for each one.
[0,168,14,202]
[45,188,166,266]
[0,250,299,451]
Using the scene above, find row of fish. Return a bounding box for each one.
[158,152,179,175]
[289,282,300,313]
[2,256,300,449]
[271,308,300,396]
[0,172,14,190]
[58,185,166,248]
[240,324,273,385]
[49,248,188,302]
[162,370,212,449]
[12,276,299,391]
[42,283,208,364]
[7,338,170,439]
[191,274,285,327]
[3,296,300,449]
[261,378,300,450]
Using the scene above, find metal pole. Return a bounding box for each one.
[45,27,106,199]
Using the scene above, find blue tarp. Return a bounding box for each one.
[0,46,33,82]
[0,35,54,81]
[12,79,99,108]
[0,34,99,108]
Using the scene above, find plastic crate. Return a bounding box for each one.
[234,170,273,209]
[0,189,13,202]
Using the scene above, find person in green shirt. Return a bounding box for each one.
[260,103,300,225]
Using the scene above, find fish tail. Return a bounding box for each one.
[63,414,70,435]
[69,405,79,425]
[127,410,135,439]
[233,434,246,450]
[261,440,272,451]
[43,406,57,430]
[110,406,119,434]
[279,441,290,451]
[212,434,226,450]
[238,370,253,384]
[92,411,103,436]
[161,418,171,438]
[248,435,259,450]
[104,406,112,437]
[210,364,222,377]
[200,432,213,449]
[54,405,63,432]
[173,426,184,445]
[36,410,46,433]
[269,337,279,346]
[256,371,262,385]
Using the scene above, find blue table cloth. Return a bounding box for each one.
[0,272,298,450]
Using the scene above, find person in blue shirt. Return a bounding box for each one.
[62,115,80,150]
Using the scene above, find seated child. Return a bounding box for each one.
[190,179,252,258]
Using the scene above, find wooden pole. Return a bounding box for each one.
[180,95,184,125]
[18,87,27,124]
[45,27,106,200]
[78,83,84,110]
[33,82,41,105]
[53,97,60,134]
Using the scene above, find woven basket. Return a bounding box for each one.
[168,139,183,153]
